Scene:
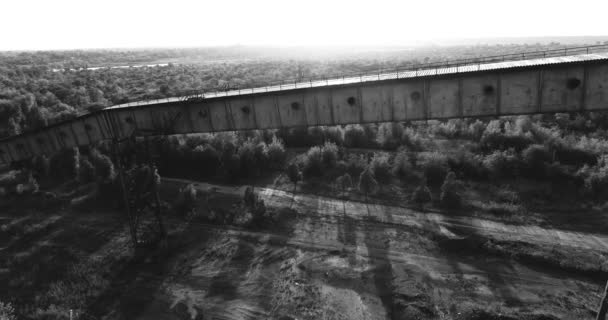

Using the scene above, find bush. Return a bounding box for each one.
[358,168,378,199]
[370,152,392,184]
[522,144,552,173]
[192,144,221,177]
[178,184,198,216]
[286,162,302,192]
[49,147,80,181]
[89,148,116,182]
[577,155,608,196]
[392,149,412,178]
[302,146,324,178]
[0,301,16,320]
[335,173,353,195]
[345,154,368,177]
[553,143,597,166]
[78,158,96,183]
[419,152,449,186]
[447,150,487,180]
[402,127,424,151]
[483,149,521,178]
[321,141,339,169]
[412,178,432,207]
[243,186,266,222]
[377,122,405,150]
[440,171,461,209]
[344,124,372,148]
[267,136,287,169]
[480,132,533,152]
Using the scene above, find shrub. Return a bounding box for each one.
[447,150,487,180]
[345,154,368,177]
[419,152,449,186]
[402,127,424,151]
[243,186,256,208]
[466,119,486,141]
[192,144,221,177]
[440,171,461,209]
[335,173,353,196]
[377,122,405,150]
[286,162,302,192]
[0,301,16,320]
[243,186,266,222]
[49,147,80,181]
[412,178,432,208]
[32,154,50,179]
[78,158,96,183]
[370,152,392,185]
[178,184,198,216]
[89,148,116,182]
[238,139,265,177]
[480,132,533,152]
[392,150,412,178]
[577,155,608,196]
[344,124,371,148]
[358,168,378,200]
[554,144,597,167]
[302,146,324,178]
[431,120,462,139]
[267,136,287,169]
[522,144,552,173]
[321,141,339,169]
[483,149,521,178]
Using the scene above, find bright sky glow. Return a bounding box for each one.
[2,0,608,50]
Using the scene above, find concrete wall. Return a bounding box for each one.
[585,64,608,110]
[5,60,608,163]
[541,66,585,112]
[500,70,539,115]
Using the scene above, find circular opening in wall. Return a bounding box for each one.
[198,110,208,118]
[410,91,421,101]
[347,96,356,106]
[566,78,581,90]
[483,85,495,95]
[84,124,93,131]
[241,106,250,114]
[125,117,134,124]
[291,102,300,110]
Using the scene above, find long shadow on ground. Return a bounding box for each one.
[362,201,397,319]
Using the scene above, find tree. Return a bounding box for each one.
[286,162,302,194]
[440,171,461,209]
[335,173,353,199]
[358,168,378,202]
[412,177,432,212]
[0,301,16,320]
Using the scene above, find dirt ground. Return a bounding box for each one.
[2,178,607,320]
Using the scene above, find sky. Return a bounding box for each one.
[2,0,608,51]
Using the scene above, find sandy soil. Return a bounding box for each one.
[103,178,606,320]
[2,178,606,319]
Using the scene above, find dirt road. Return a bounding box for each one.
[164,177,608,253]
[139,178,607,319]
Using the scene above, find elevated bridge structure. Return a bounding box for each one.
[3,44,608,165]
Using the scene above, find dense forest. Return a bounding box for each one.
[0,42,585,138]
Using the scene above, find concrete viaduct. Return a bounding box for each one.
[2,45,608,165]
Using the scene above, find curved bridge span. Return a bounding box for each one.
[3,47,608,164]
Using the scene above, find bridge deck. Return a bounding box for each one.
[108,52,608,110]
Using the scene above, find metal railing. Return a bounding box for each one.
[110,43,608,109]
